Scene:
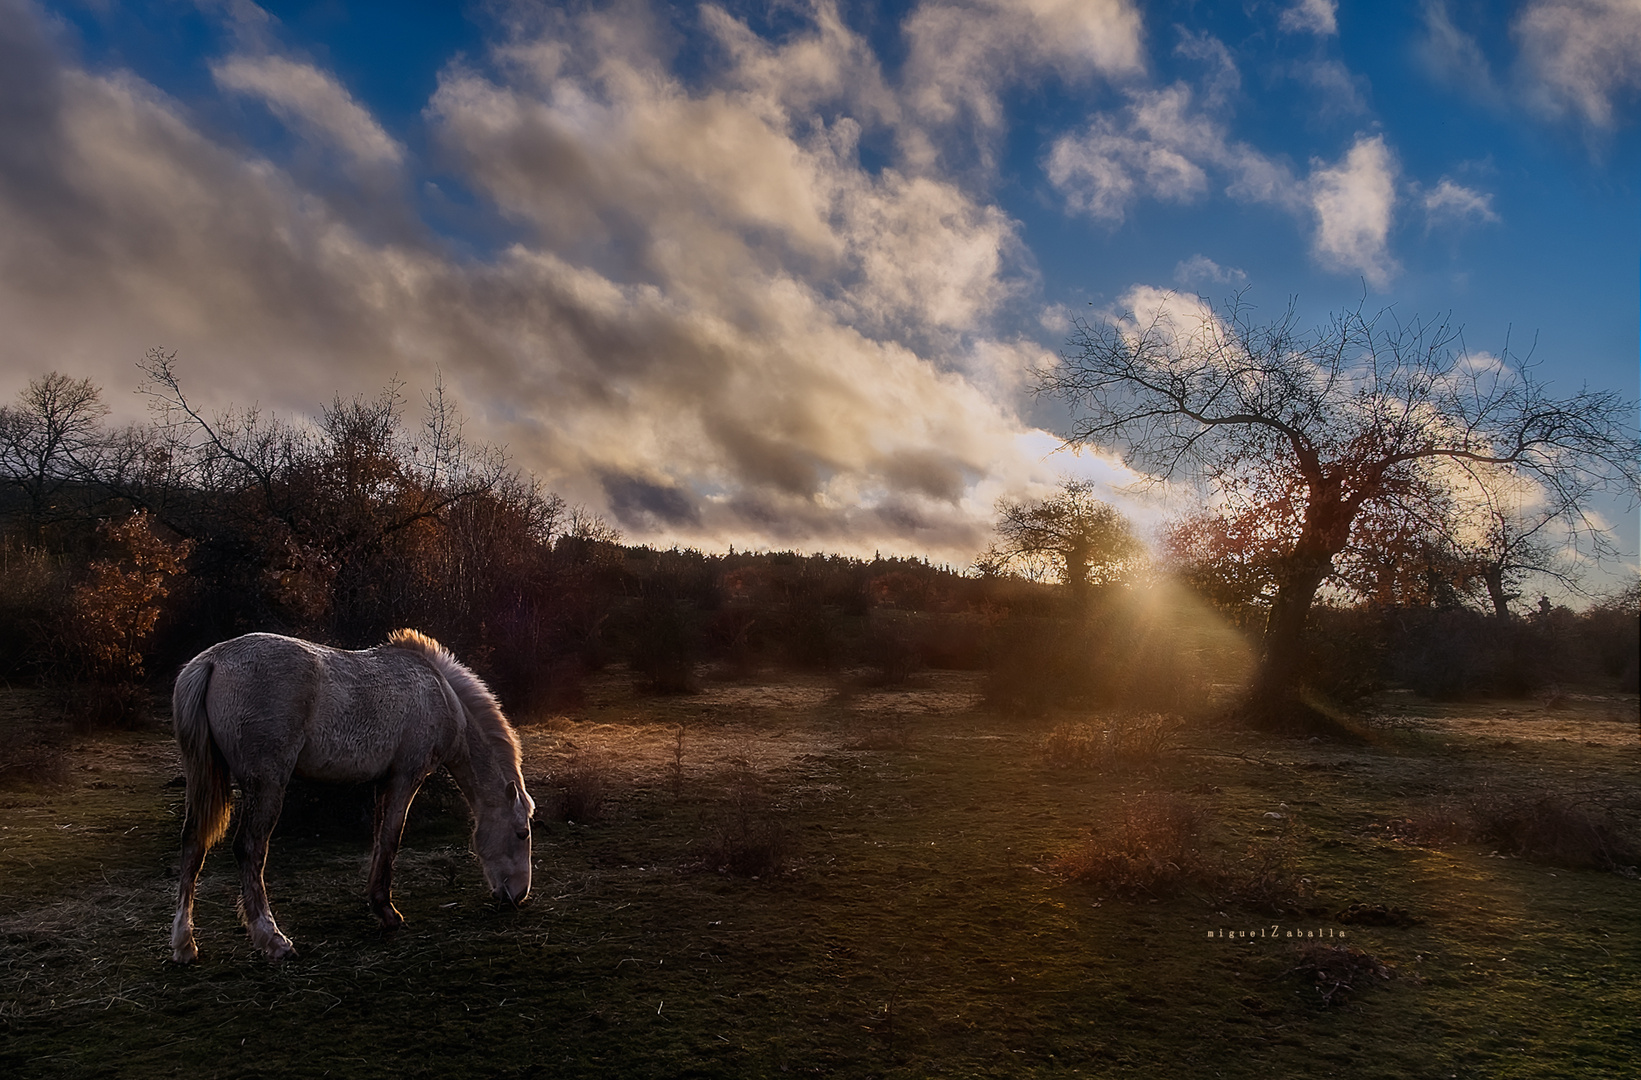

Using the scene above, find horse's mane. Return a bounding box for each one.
[385,629,522,768]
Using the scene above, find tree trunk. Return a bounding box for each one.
[1246,481,1357,727]
[1252,548,1333,706]
[1483,566,1511,619]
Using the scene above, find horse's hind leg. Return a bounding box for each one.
[233,778,296,962]
[367,772,426,930]
[171,813,211,963]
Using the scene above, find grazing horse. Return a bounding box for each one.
[169,630,535,963]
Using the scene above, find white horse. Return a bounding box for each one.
[169,629,535,963]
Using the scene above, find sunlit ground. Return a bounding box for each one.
[1,672,1636,1079]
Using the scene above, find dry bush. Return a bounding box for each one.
[0,544,67,682]
[70,513,191,686]
[697,760,795,877]
[1052,793,1205,897]
[1381,790,1639,871]
[1041,713,1179,772]
[1288,943,1394,1006]
[1375,797,1474,846]
[1055,795,1314,909]
[58,682,155,732]
[543,751,611,824]
[1469,791,1639,871]
[1217,829,1315,911]
[0,731,69,790]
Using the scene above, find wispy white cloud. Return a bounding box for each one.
[1291,59,1369,119]
[1047,75,1403,285]
[212,54,403,170]
[1418,177,1500,228]
[1046,77,1302,223]
[1174,254,1247,288]
[1415,0,1503,104]
[899,0,1145,166]
[1278,0,1339,37]
[1514,0,1641,129]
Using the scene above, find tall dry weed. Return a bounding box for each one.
[697,758,795,877]
[544,751,611,824]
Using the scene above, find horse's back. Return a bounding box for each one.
[192,633,462,783]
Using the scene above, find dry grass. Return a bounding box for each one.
[1041,713,1180,772]
[1469,790,1640,870]
[1,674,1637,1080]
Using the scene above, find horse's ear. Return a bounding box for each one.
[505,780,519,802]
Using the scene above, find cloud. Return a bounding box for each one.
[1046,81,1298,223]
[212,54,403,169]
[1513,0,1641,128]
[1418,177,1500,228]
[1415,0,1503,103]
[1307,134,1399,286]
[1173,254,1247,288]
[1278,0,1339,37]
[900,0,1145,163]
[1291,60,1369,119]
[0,0,1082,562]
[1048,78,1403,285]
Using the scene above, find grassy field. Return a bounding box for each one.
[1,673,1637,1079]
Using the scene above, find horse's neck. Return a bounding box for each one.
[447,722,510,807]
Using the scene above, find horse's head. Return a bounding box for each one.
[474,778,535,906]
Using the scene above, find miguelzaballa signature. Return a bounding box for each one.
[1207,927,1350,941]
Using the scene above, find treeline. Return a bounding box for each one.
[1,364,1635,731]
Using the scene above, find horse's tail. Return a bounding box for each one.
[173,656,233,851]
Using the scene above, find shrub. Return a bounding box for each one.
[1052,793,1205,897]
[1469,791,1639,871]
[626,597,698,694]
[1379,790,1640,871]
[1055,795,1314,910]
[697,760,795,877]
[0,543,67,683]
[544,751,610,824]
[63,513,191,727]
[1041,714,1179,773]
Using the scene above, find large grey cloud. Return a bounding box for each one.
[0,0,1113,561]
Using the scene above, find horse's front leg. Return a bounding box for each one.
[233,779,296,962]
[368,773,425,930]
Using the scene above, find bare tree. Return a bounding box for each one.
[1436,470,1589,619]
[985,478,1142,593]
[1042,294,1641,721]
[0,372,109,531]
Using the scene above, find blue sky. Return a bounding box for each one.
[1,0,1636,569]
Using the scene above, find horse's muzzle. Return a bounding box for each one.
[492,887,526,907]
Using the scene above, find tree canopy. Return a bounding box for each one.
[1042,293,1641,723]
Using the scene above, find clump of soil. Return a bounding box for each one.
[1289,943,1394,1006]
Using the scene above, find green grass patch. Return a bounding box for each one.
[1,678,1637,1078]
